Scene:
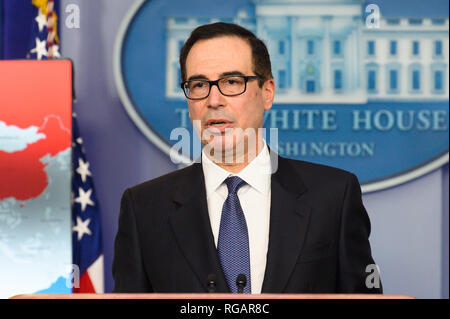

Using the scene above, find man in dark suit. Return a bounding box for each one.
[113,22,382,294]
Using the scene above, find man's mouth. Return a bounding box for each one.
[204,119,233,133]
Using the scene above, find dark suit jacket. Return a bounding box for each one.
[113,155,382,293]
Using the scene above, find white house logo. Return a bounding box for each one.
[113,0,449,193]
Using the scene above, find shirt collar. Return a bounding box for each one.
[202,140,271,196]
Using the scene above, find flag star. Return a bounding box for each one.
[76,137,83,144]
[76,158,92,183]
[35,11,47,32]
[51,44,61,58]
[30,37,48,60]
[72,216,92,241]
[74,187,95,212]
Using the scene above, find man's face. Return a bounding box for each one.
[185,36,275,156]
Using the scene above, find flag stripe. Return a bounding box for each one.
[87,255,105,293]
[73,272,95,293]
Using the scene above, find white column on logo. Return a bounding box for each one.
[351,28,358,91]
[322,16,331,94]
[447,36,449,97]
[344,27,351,91]
[355,18,363,91]
[290,16,299,95]
[378,39,385,96]
[422,39,429,95]
[165,33,176,97]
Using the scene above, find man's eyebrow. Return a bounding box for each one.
[220,70,245,77]
[187,74,208,81]
[187,71,245,81]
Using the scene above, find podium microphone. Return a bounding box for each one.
[207,274,217,293]
[236,274,247,293]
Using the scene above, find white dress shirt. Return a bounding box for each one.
[201,141,272,294]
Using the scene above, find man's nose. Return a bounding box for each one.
[207,83,225,108]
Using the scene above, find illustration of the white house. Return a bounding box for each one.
[165,0,449,104]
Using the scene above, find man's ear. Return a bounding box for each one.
[262,78,275,111]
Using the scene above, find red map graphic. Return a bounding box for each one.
[0,117,70,200]
[0,60,72,201]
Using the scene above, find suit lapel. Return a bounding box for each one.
[261,156,312,293]
[169,163,229,292]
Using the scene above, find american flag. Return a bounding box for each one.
[71,113,104,293]
[29,0,104,293]
[28,0,60,60]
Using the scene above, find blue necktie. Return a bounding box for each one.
[217,176,251,293]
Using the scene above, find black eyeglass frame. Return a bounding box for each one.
[180,75,260,100]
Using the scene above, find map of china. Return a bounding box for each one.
[0,116,71,201]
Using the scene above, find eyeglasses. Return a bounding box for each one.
[181,75,260,100]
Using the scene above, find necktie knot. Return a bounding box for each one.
[224,176,246,195]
